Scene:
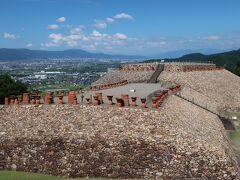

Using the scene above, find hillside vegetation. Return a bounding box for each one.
[0,74,27,104]
[144,49,240,76]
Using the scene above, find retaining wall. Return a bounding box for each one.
[164,64,223,72]
[0,95,239,179]
[120,63,158,72]
[89,80,128,91]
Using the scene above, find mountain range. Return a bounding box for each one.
[152,49,230,59]
[0,48,145,61]
[1,48,240,70]
[145,49,240,70]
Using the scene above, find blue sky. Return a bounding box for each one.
[1,0,240,55]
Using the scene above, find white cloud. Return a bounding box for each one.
[90,30,108,42]
[49,33,63,44]
[113,33,128,40]
[91,13,132,31]
[113,13,133,20]
[68,27,89,42]
[26,43,33,48]
[43,29,167,53]
[146,41,167,47]
[91,30,104,38]
[93,21,107,29]
[56,17,66,22]
[42,25,131,51]
[65,34,89,46]
[3,32,16,40]
[41,42,59,47]
[70,27,83,34]
[203,35,221,41]
[106,17,114,23]
[43,30,89,47]
[47,24,59,29]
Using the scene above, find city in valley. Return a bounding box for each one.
[0,58,123,92]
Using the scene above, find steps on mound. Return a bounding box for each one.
[147,64,164,83]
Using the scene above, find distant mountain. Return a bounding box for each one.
[0,48,145,61]
[153,49,226,59]
[144,49,240,69]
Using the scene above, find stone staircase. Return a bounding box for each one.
[147,64,164,83]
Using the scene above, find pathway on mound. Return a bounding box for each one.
[147,64,164,83]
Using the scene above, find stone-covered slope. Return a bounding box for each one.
[158,69,240,112]
[0,95,239,178]
[92,70,154,86]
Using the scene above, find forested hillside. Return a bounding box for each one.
[144,49,240,76]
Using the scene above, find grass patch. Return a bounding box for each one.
[228,112,240,140]
[0,171,62,180]
[225,112,240,119]
[227,112,240,165]
[229,122,240,143]
[0,171,111,180]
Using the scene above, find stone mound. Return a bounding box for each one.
[0,95,239,179]
[92,70,154,86]
[158,69,240,112]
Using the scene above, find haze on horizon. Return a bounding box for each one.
[1,0,240,55]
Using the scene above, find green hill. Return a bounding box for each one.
[144,49,240,76]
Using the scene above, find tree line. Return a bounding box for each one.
[0,74,27,104]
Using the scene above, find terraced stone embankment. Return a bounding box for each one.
[159,69,240,112]
[0,95,239,179]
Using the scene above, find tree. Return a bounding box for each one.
[233,63,240,76]
[0,74,28,104]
